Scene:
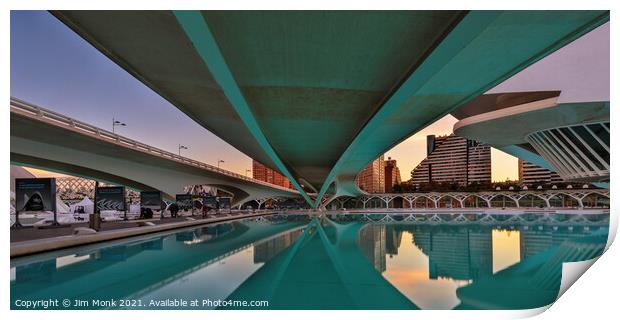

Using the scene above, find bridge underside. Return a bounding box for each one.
[451,91,569,171]
[11,112,297,206]
[52,10,609,206]
[224,218,417,309]
[11,153,172,198]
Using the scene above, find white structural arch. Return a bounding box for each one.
[324,189,609,210]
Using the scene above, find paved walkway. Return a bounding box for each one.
[10,211,270,243]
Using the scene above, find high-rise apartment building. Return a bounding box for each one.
[384,157,402,193]
[410,134,491,186]
[356,155,385,193]
[518,160,564,185]
[252,160,293,189]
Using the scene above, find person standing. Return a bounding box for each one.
[202,203,209,218]
[169,202,179,218]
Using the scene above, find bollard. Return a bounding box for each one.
[89,213,101,231]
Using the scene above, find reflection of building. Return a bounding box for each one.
[467,230,493,280]
[357,155,385,193]
[253,229,303,263]
[519,227,594,260]
[518,160,563,185]
[385,225,403,256]
[252,160,293,189]
[384,157,402,193]
[359,225,387,272]
[412,226,492,281]
[359,225,402,267]
[410,134,491,186]
[411,225,603,283]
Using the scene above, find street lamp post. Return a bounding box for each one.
[217,159,225,169]
[178,144,188,156]
[112,117,126,134]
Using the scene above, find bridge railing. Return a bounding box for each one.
[10,97,297,193]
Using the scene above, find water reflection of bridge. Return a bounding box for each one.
[456,232,607,309]
[359,223,606,281]
[11,217,310,307]
[224,218,418,309]
[356,221,607,309]
[11,214,608,310]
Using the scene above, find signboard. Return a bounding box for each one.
[140,191,162,210]
[218,197,232,212]
[15,178,57,212]
[202,195,218,210]
[95,186,126,211]
[175,194,193,211]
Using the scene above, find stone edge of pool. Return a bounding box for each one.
[10,211,279,258]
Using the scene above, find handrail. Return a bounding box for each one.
[10,97,298,193]
[355,190,608,197]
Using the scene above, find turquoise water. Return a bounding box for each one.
[11,213,609,310]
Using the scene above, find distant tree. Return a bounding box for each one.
[401,182,417,192]
[392,183,403,193]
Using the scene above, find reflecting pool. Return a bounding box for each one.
[11,213,609,310]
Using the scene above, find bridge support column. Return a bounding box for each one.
[508,196,520,208]
[257,199,267,210]
[383,198,390,208]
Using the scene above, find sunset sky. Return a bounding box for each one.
[11,12,609,183]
